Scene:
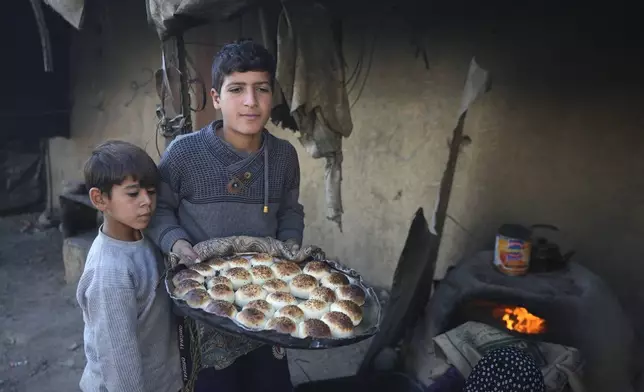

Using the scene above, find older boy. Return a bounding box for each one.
[147,40,304,391]
[76,140,182,392]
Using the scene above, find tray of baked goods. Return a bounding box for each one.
[165,237,382,349]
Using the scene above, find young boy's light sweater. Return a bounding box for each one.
[76,228,182,392]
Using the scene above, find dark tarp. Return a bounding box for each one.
[145,0,269,40]
[0,140,47,216]
[45,0,271,40]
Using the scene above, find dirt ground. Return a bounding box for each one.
[0,213,369,392]
[6,211,642,391]
[0,213,84,392]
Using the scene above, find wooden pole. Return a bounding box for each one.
[161,35,193,148]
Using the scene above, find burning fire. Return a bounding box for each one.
[494,306,546,334]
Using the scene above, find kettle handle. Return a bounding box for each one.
[530,224,559,232]
[562,250,575,263]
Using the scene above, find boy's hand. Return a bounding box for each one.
[171,240,200,264]
[284,238,300,253]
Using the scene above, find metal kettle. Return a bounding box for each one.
[528,224,575,272]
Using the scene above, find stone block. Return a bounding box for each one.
[63,231,96,284]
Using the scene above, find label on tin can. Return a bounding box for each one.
[494,234,531,275]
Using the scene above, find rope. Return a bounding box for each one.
[184,319,201,392]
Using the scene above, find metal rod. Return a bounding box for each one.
[176,34,192,134]
[30,0,54,72]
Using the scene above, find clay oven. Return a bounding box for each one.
[407,251,636,392]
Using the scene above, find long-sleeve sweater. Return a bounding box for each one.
[146,121,305,370]
[76,227,182,392]
[147,121,305,256]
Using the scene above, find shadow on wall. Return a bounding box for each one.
[427,1,644,291]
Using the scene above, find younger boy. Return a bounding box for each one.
[76,140,182,392]
[147,39,304,391]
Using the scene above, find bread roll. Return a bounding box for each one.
[243,299,275,318]
[189,263,216,278]
[298,299,330,320]
[206,276,233,290]
[321,311,354,338]
[184,289,212,310]
[270,262,302,282]
[266,292,298,309]
[330,300,363,326]
[234,284,268,308]
[250,253,275,267]
[293,319,332,339]
[228,257,251,269]
[289,274,318,299]
[303,261,332,280]
[236,308,268,330]
[266,317,297,335]
[222,267,252,289]
[321,273,350,290]
[207,284,235,303]
[173,279,204,298]
[335,284,366,306]
[203,300,238,318]
[275,305,306,324]
[172,269,205,286]
[249,265,275,286]
[204,258,229,273]
[262,278,290,294]
[309,287,336,304]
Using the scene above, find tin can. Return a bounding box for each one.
[494,224,532,276]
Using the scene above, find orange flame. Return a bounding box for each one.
[496,306,546,334]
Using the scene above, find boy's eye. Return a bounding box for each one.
[127,192,139,198]
[146,189,157,195]
[229,87,242,93]
[257,87,271,93]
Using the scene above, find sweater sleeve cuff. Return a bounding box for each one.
[277,229,303,246]
[159,226,191,254]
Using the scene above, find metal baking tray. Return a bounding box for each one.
[165,257,383,349]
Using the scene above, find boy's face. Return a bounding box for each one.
[89,177,157,231]
[211,71,272,136]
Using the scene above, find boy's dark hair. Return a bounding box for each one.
[211,39,276,93]
[84,140,159,195]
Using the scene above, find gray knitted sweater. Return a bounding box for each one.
[146,121,305,369]
[76,228,182,392]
